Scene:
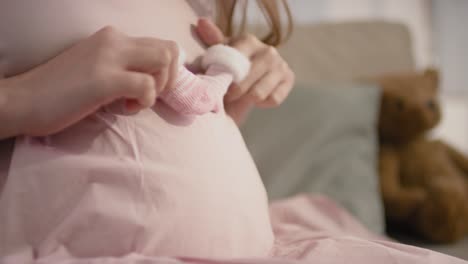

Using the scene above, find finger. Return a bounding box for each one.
[258,64,295,107]
[257,78,294,108]
[124,99,142,115]
[196,17,226,46]
[230,34,264,58]
[246,71,283,103]
[225,66,268,103]
[123,38,179,73]
[225,48,273,102]
[113,72,157,109]
[240,46,280,89]
[164,51,180,93]
[126,38,180,93]
[152,67,168,94]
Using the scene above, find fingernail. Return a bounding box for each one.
[124,100,141,115]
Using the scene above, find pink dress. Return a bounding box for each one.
[0,0,273,259]
[0,1,465,263]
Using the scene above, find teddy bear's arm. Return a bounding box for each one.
[380,145,427,221]
[440,140,468,178]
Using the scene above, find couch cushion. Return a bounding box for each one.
[242,83,385,234]
[277,21,415,85]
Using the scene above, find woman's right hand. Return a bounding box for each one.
[1,26,180,137]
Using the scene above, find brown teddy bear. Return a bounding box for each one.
[375,68,468,243]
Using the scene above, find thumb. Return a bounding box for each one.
[196,17,226,46]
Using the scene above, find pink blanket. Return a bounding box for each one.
[2,195,465,264]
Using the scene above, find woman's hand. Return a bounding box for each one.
[196,18,295,124]
[1,26,180,138]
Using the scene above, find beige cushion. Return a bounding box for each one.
[278,21,415,85]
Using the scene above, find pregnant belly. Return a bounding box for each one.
[0,103,273,258]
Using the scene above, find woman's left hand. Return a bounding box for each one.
[196,18,295,109]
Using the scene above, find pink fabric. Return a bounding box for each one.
[161,66,232,115]
[0,1,465,263]
[1,195,465,263]
[0,0,274,260]
[123,43,249,116]
[0,106,274,259]
[109,65,233,116]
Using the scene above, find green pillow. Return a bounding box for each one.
[242,83,384,234]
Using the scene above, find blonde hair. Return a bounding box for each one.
[216,0,293,47]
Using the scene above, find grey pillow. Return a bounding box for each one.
[241,84,385,234]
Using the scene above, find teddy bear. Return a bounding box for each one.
[374,68,468,243]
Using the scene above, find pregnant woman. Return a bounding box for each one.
[0,1,464,263]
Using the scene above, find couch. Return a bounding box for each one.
[242,21,468,260]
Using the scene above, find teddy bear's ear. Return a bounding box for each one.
[424,68,439,86]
